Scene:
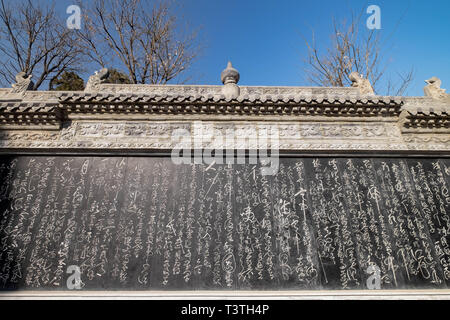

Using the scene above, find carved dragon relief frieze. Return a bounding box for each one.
[0,120,448,151]
[67,122,399,139]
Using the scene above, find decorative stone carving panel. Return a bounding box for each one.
[0,120,448,151]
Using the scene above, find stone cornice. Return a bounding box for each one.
[400,97,450,133]
[1,85,406,125]
[0,101,62,129]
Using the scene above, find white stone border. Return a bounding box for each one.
[0,290,449,300]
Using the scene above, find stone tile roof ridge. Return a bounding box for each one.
[52,89,407,105]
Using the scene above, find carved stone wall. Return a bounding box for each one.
[0,84,448,153]
[0,82,450,297]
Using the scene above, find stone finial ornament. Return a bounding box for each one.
[349,72,374,95]
[221,62,240,99]
[424,77,449,100]
[221,61,240,85]
[85,68,109,91]
[11,72,34,93]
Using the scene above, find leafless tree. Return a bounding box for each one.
[77,0,200,84]
[0,0,83,90]
[301,10,414,95]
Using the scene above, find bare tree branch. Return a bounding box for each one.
[0,0,83,90]
[77,0,200,84]
[301,9,414,95]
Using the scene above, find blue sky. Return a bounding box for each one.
[55,0,450,95]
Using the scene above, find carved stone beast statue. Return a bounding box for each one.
[349,72,374,95]
[85,68,109,91]
[11,72,34,93]
[424,77,449,101]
